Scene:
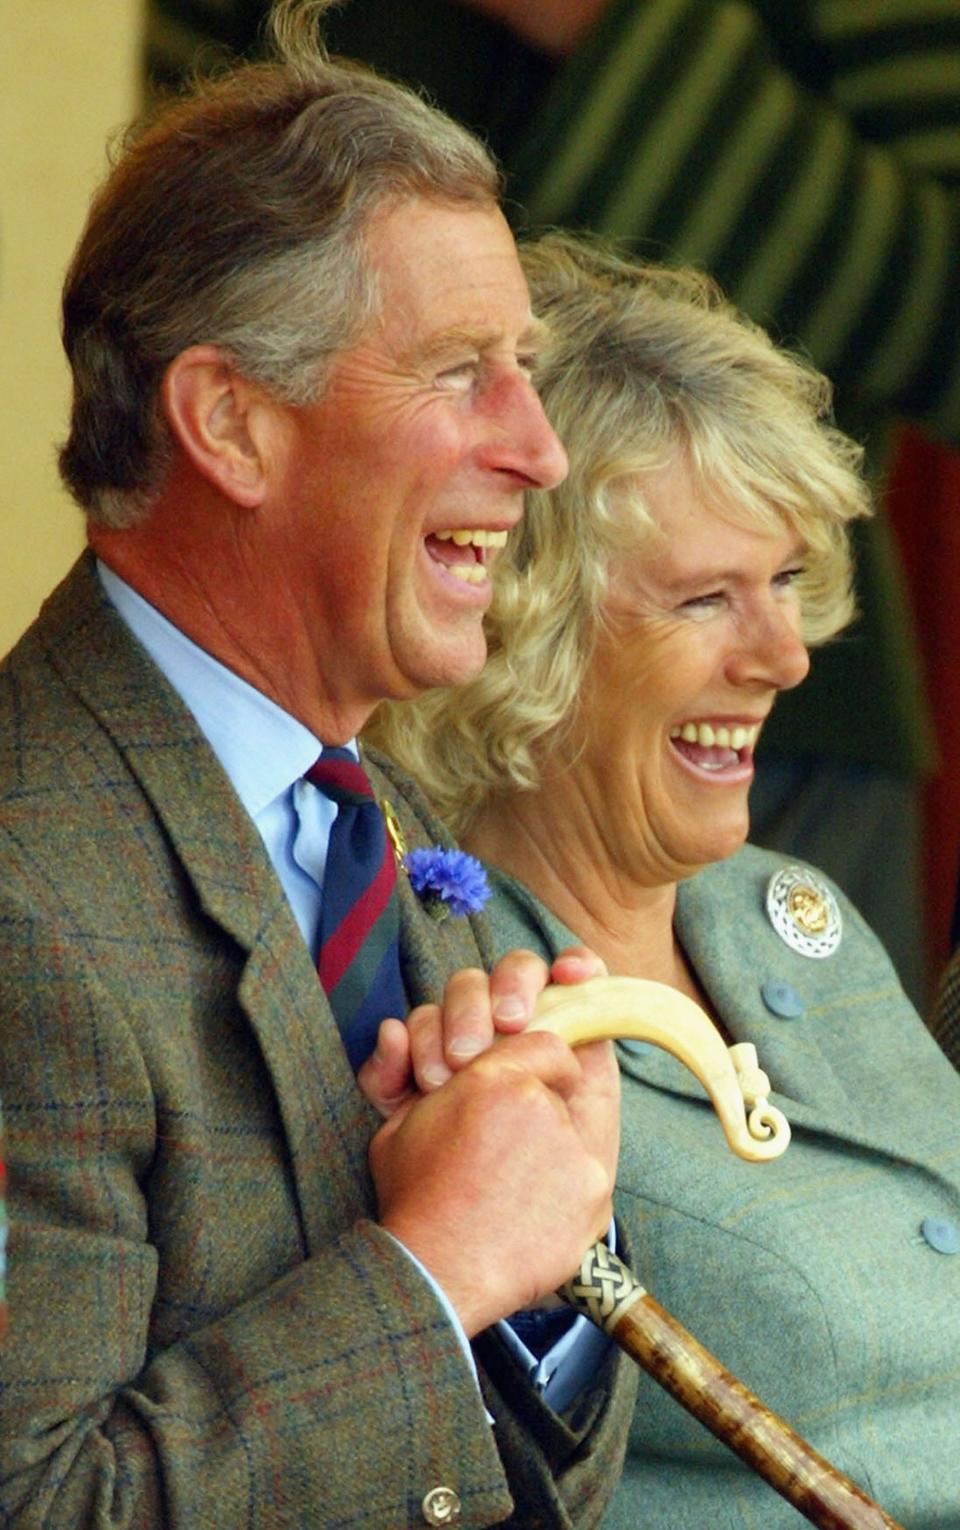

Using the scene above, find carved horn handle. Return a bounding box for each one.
[527,977,904,1530]
[528,975,791,1161]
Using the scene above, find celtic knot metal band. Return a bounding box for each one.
[558,1243,646,1333]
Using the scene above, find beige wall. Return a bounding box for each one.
[0,3,143,656]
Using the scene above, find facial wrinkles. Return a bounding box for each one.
[573,631,683,882]
[615,558,804,699]
[401,320,548,387]
[528,750,658,909]
[635,602,778,768]
[371,227,538,387]
[334,204,552,710]
[321,346,448,437]
[582,752,686,894]
[568,466,805,885]
[324,336,541,536]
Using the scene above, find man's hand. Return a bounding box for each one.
[369,1026,619,1335]
[358,945,606,1114]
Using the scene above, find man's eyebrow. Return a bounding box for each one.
[404,318,551,368]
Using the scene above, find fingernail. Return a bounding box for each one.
[448,1035,484,1059]
[492,995,527,1023]
[421,1062,451,1088]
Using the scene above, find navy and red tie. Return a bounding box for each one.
[306,747,407,1070]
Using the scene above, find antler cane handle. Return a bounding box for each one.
[528,974,790,1161]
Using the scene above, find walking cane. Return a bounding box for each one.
[527,977,904,1530]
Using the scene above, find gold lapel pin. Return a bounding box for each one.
[380,798,408,865]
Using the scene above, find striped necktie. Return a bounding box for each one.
[306,748,407,1070]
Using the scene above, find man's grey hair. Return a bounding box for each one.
[58,0,501,527]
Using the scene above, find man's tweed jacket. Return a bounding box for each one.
[0,556,636,1528]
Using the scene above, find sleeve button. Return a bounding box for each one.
[422,1486,462,1524]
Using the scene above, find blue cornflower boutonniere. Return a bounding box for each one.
[403,845,491,923]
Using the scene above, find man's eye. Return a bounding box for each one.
[436,360,479,389]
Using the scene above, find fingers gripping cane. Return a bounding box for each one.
[527,977,904,1530]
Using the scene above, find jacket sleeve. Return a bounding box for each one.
[0,781,637,1530]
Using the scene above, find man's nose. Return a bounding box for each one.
[485,372,568,489]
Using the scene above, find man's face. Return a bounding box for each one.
[262,198,567,737]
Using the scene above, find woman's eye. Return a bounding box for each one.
[774,566,804,590]
[680,591,724,612]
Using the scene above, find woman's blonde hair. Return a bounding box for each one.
[368,232,872,834]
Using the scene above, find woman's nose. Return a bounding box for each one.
[727,607,810,692]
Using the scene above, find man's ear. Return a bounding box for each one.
[162,346,276,507]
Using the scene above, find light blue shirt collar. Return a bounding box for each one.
[97,560,326,813]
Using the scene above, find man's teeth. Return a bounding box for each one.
[670,722,760,750]
[432,528,508,584]
[433,528,509,547]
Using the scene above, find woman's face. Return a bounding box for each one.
[575,455,810,885]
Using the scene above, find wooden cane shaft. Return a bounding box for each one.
[559,1244,901,1529]
[612,1292,903,1530]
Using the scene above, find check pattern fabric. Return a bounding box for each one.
[306,748,406,1070]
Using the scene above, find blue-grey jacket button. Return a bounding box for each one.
[920,1216,960,1254]
[761,979,804,1019]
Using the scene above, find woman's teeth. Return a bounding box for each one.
[670,722,760,750]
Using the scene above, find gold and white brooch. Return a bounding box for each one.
[765,865,842,958]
